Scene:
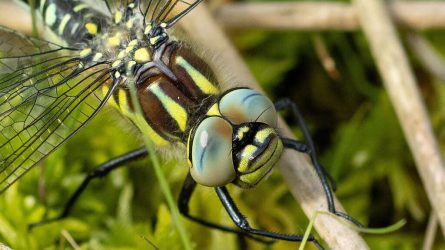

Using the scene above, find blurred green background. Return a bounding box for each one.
[1,0,445,249]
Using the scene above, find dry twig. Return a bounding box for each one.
[422,212,438,250]
[215,1,445,31]
[407,32,445,82]
[180,3,369,250]
[312,34,342,81]
[353,0,445,236]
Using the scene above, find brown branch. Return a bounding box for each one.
[179,3,369,250]
[215,2,445,31]
[353,0,445,236]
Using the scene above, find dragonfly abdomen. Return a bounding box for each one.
[35,0,107,45]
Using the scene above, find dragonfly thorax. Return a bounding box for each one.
[144,22,169,48]
[77,17,154,77]
[74,4,172,79]
[106,41,220,146]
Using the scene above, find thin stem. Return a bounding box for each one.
[422,212,438,250]
[28,0,38,38]
[127,82,192,250]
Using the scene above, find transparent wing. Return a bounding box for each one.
[91,0,203,28]
[0,26,117,193]
[142,0,203,27]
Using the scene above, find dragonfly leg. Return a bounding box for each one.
[29,147,148,229]
[178,172,274,244]
[215,186,324,250]
[275,98,337,190]
[274,98,363,227]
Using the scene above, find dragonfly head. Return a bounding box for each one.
[187,88,283,188]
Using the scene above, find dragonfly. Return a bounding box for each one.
[0,0,362,248]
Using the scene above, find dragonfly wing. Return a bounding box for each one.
[139,0,204,27]
[0,26,117,193]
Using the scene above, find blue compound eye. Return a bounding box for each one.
[189,116,236,187]
[219,88,278,127]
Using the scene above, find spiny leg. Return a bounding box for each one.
[275,98,363,227]
[178,173,274,244]
[29,147,148,229]
[215,186,324,250]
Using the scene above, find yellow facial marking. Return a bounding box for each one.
[253,139,277,169]
[73,3,88,12]
[206,103,220,116]
[176,56,218,94]
[237,126,250,141]
[134,48,151,63]
[80,48,92,58]
[239,140,282,186]
[114,11,123,23]
[238,145,257,173]
[85,22,98,35]
[58,14,71,35]
[239,169,265,187]
[255,128,274,144]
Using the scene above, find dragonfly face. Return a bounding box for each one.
[187,88,283,188]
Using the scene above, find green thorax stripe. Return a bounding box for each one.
[148,82,188,132]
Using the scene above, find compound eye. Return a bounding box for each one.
[189,116,235,187]
[219,88,278,127]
